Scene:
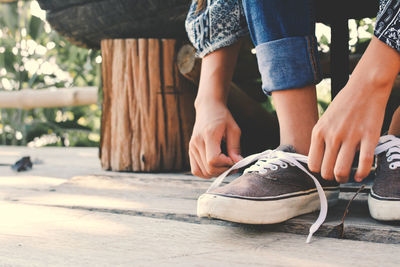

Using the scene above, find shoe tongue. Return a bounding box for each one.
[276,144,297,153]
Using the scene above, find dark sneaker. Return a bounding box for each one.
[369,135,400,221]
[198,145,339,236]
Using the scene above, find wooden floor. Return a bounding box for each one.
[0,146,399,266]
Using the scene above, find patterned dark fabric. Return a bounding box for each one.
[185,0,248,57]
[375,0,400,52]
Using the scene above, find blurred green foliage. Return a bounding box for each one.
[316,18,376,115]
[0,0,101,147]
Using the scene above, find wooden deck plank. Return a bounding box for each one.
[1,173,398,244]
[1,146,399,246]
[0,201,398,267]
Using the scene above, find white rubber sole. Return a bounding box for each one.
[368,191,400,221]
[197,188,340,224]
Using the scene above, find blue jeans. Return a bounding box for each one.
[242,0,322,95]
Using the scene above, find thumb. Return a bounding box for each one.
[226,123,242,163]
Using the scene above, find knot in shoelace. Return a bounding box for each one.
[375,135,400,170]
[207,149,327,244]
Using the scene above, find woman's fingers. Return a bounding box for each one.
[201,137,232,177]
[310,132,376,183]
[355,137,377,182]
[226,122,243,163]
[188,100,243,179]
[334,141,357,183]
[189,133,233,178]
[189,148,207,178]
[320,140,341,181]
[204,131,234,168]
[308,128,325,173]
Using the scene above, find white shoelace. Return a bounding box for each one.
[207,149,327,244]
[375,135,400,169]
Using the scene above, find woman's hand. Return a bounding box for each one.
[308,81,387,183]
[189,40,243,178]
[190,100,242,178]
[308,37,400,183]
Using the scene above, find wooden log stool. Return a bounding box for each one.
[100,39,196,172]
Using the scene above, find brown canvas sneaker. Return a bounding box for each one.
[369,135,400,221]
[198,145,339,230]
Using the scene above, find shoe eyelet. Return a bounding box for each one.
[280,163,288,169]
[389,163,397,170]
[271,165,278,171]
[387,156,393,162]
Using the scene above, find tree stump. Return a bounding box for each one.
[100,39,196,172]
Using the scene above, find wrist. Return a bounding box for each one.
[194,43,241,111]
[194,81,230,110]
[352,61,395,90]
[348,68,394,97]
[344,73,392,108]
[194,93,228,111]
[348,36,400,96]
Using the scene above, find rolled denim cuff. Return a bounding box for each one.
[255,35,322,95]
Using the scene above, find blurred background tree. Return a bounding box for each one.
[0,0,101,147]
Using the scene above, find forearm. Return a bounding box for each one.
[348,37,400,99]
[194,40,242,108]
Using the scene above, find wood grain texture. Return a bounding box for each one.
[6,171,400,245]
[100,39,195,171]
[1,201,399,266]
[1,146,400,248]
[99,39,113,170]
